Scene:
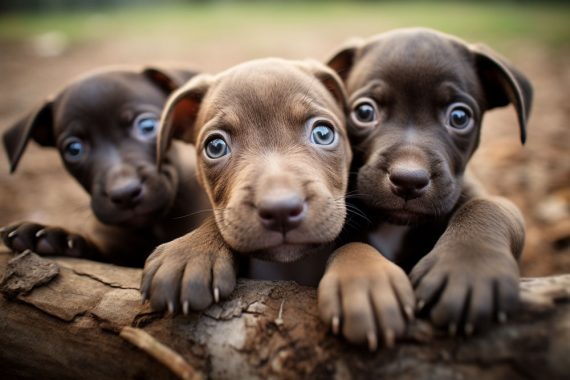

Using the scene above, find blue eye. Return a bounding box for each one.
[447,104,473,131]
[205,137,230,159]
[310,122,336,146]
[134,114,158,140]
[63,138,85,162]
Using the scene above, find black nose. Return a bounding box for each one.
[389,166,430,200]
[108,177,143,207]
[257,195,306,233]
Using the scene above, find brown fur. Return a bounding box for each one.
[319,28,532,348]
[140,58,352,313]
[1,66,208,266]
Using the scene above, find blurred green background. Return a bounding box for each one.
[0,0,568,276]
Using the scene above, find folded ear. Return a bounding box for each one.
[3,99,55,173]
[142,66,199,94]
[471,44,533,144]
[301,59,348,113]
[157,74,212,165]
[326,38,364,82]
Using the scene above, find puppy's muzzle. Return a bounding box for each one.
[257,192,307,234]
[388,165,430,200]
[107,176,144,207]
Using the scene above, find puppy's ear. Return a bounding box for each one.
[3,100,55,173]
[471,44,533,144]
[142,67,199,94]
[157,74,212,165]
[326,38,363,82]
[301,60,348,113]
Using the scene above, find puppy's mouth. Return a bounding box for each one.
[379,207,432,226]
[92,167,178,228]
[249,242,324,263]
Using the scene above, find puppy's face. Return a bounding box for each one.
[329,29,532,225]
[161,59,351,262]
[3,68,196,228]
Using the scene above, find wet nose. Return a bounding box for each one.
[108,177,143,207]
[257,194,306,233]
[389,166,430,200]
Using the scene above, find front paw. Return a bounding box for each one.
[409,243,520,334]
[140,231,236,314]
[318,243,415,350]
[1,222,94,258]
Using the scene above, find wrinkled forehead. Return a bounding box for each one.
[348,32,479,95]
[199,65,340,135]
[53,73,164,132]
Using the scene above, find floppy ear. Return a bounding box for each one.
[3,99,55,173]
[157,74,212,166]
[142,67,199,94]
[326,38,363,82]
[303,60,349,113]
[471,44,533,144]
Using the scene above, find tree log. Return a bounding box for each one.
[0,249,568,380]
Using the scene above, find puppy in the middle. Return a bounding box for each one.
[141,58,352,314]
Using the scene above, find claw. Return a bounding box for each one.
[0,227,7,234]
[214,287,220,303]
[332,316,340,335]
[498,311,507,324]
[183,301,189,316]
[448,323,457,336]
[167,301,175,314]
[464,323,474,336]
[35,229,46,238]
[404,305,414,320]
[384,329,395,348]
[367,331,378,352]
[67,238,74,250]
[7,230,17,239]
[141,292,147,304]
[416,299,425,311]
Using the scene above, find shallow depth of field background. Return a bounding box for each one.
[0,0,568,276]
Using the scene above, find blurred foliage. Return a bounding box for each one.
[0,1,568,48]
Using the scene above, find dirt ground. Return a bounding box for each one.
[0,31,568,277]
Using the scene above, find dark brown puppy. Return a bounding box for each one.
[1,67,208,266]
[320,28,532,348]
[141,58,352,312]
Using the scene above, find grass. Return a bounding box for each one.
[0,2,568,48]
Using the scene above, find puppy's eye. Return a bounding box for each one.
[310,122,336,146]
[446,104,474,131]
[63,138,85,162]
[350,98,378,128]
[205,136,230,159]
[133,113,158,140]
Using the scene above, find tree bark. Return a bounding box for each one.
[0,249,568,380]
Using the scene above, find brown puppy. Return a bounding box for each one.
[140,58,352,312]
[320,28,532,348]
[1,67,208,266]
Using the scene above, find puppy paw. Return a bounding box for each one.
[318,242,415,350]
[409,242,519,335]
[1,222,96,258]
[140,223,236,314]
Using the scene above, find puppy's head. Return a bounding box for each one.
[3,66,197,228]
[328,28,532,225]
[160,58,351,262]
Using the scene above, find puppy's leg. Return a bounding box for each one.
[140,216,236,313]
[410,196,524,334]
[319,242,415,350]
[1,222,102,260]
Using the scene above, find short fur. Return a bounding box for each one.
[1,66,208,266]
[318,28,532,349]
[140,58,352,312]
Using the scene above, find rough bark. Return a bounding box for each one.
[0,249,568,380]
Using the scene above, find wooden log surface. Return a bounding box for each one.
[0,249,569,380]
